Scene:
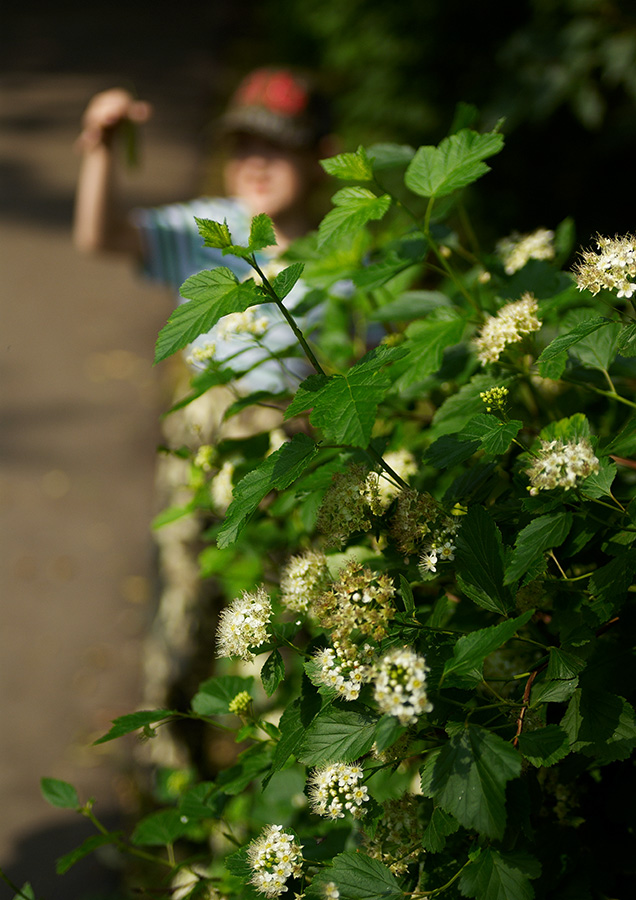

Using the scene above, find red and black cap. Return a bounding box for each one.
[221,68,332,150]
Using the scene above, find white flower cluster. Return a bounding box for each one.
[374,647,433,725]
[312,643,372,700]
[574,233,636,299]
[216,586,272,661]
[418,519,460,577]
[308,762,369,819]
[280,550,331,613]
[525,438,600,495]
[474,293,542,365]
[194,444,214,472]
[496,227,555,275]
[365,449,418,511]
[210,459,236,511]
[247,824,303,897]
[186,340,216,366]
[216,307,269,341]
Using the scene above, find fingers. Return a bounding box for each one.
[76,89,153,152]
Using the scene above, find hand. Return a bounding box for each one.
[76,88,152,152]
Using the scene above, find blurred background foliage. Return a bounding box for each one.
[6,0,636,245]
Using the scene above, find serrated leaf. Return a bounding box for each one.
[461,414,523,456]
[56,832,123,874]
[93,709,175,744]
[399,574,415,614]
[131,809,189,846]
[195,217,233,249]
[537,316,611,365]
[454,505,513,615]
[217,433,318,547]
[308,851,403,900]
[271,262,305,300]
[395,314,466,386]
[318,187,391,247]
[504,513,572,586]
[604,414,636,456]
[264,679,324,786]
[425,433,481,469]
[367,142,416,171]
[40,777,79,809]
[530,676,579,705]
[422,807,460,852]
[587,549,636,613]
[155,268,261,363]
[563,311,621,371]
[178,782,223,820]
[517,725,570,767]
[422,725,521,839]
[441,611,533,688]
[191,675,254,716]
[249,213,277,251]
[261,649,285,697]
[579,458,616,500]
[298,706,378,766]
[373,715,407,754]
[459,848,541,900]
[546,648,587,680]
[286,346,406,447]
[216,743,274,795]
[405,128,504,199]
[320,146,374,181]
[561,689,636,762]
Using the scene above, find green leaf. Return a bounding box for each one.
[430,375,514,440]
[461,414,523,456]
[249,212,277,251]
[191,675,254,716]
[399,574,415,614]
[195,217,233,249]
[563,311,621,371]
[618,322,636,356]
[261,649,285,697]
[40,777,79,809]
[518,725,570,767]
[561,689,636,762]
[579,457,617,499]
[396,314,466,386]
[425,433,480,469]
[530,677,579,705]
[367,142,416,171]
[216,744,274,794]
[546,648,587,680]
[131,809,189,846]
[405,128,504,199]
[504,513,572,586]
[318,187,392,247]
[604,414,636,456]
[178,782,223,820]
[537,316,611,365]
[454,505,514,615]
[369,290,451,321]
[155,268,261,363]
[320,146,374,181]
[441,611,534,688]
[308,851,403,900]
[587,549,636,613]
[217,433,319,548]
[56,832,123,874]
[298,705,378,766]
[93,709,175,744]
[422,725,521,839]
[286,346,406,447]
[373,715,408,754]
[264,679,324,786]
[12,885,35,900]
[459,848,541,900]
[421,807,460,852]
[271,262,305,300]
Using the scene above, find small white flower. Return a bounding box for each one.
[574,233,636,298]
[474,293,541,365]
[496,227,555,275]
[280,550,331,613]
[308,762,370,820]
[525,437,599,495]
[247,824,303,897]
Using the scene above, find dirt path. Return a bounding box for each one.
[0,71,206,897]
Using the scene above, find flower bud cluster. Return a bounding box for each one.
[316,465,376,548]
[474,293,541,365]
[228,690,252,715]
[525,438,599,495]
[311,642,373,701]
[216,586,272,661]
[216,307,269,341]
[308,762,369,819]
[247,824,303,897]
[496,227,555,275]
[280,550,331,613]
[186,340,216,366]
[194,444,215,472]
[363,795,426,875]
[373,647,433,725]
[574,233,636,299]
[314,561,395,648]
[364,449,418,512]
[479,385,509,412]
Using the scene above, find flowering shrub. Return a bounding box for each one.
[35,125,636,900]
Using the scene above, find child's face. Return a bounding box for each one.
[223,133,316,221]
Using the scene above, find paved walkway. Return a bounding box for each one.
[0,71,204,898]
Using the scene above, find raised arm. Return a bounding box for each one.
[73,88,152,257]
